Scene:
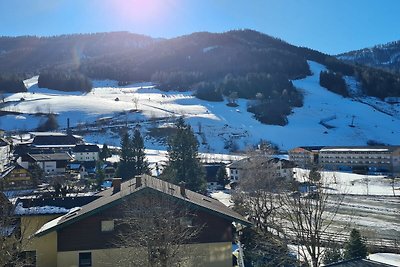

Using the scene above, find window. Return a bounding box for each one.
[20,251,36,266]
[179,216,193,227]
[79,252,92,267]
[101,220,114,232]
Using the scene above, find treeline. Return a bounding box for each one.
[355,67,400,99]
[319,71,348,97]
[38,71,92,92]
[194,82,223,102]
[0,76,27,94]
[151,71,204,91]
[194,72,303,125]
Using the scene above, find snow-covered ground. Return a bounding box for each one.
[293,168,399,196]
[369,253,400,267]
[2,61,400,152]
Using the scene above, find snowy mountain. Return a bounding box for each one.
[338,40,400,73]
[1,30,400,152]
[2,61,400,152]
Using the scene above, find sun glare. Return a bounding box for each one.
[104,0,176,27]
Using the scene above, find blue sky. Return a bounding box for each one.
[1,0,399,54]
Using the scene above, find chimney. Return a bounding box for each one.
[67,118,71,135]
[112,178,122,194]
[135,175,142,189]
[179,181,186,197]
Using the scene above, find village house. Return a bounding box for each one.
[14,195,99,266]
[30,132,83,152]
[203,163,226,190]
[72,144,100,162]
[226,157,296,183]
[18,152,73,175]
[0,164,35,191]
[32,175,250,267]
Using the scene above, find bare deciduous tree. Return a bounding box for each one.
[232,151,295,266]
[114,190,203,267]
[278,172,348,267]
[0,196,36,267]
[132,96,139,111]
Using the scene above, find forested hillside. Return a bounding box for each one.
[338,40,400,73]
[1,30,400,124]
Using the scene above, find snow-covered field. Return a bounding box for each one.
[2,61,400,152]
[293,168,399,196]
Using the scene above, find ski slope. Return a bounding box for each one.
[1,61,400,152]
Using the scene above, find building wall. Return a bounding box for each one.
[392,148,400,174]
[57,242,232,267]
[319,150,392,172]
[74,152,99,162]
[21,215,59,267]
[289,149,314,168]
[2,167,33,190]
[0,144,11,172]
[57,202,232,252]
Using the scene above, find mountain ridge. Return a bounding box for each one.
[337,40,400,73]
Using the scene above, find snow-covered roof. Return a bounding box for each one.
[321,148,390,152]
[14,202,72,215]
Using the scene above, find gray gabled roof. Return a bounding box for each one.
[28,152,73,162]
[36,175,250,237]
[73,144,100,153]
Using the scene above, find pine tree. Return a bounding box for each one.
[131,129,149,176]
[100,143,112,161]
[216,165,229,187]
[96,161,106,189]
[344,229,368,259]
[117,130,149,180]
[117,132,135,180]
[161,117,206,192]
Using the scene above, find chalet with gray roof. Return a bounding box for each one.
[18,152,73,174]
[32,175,250,267]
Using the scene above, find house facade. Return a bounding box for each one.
[288,146,323,168]
[15,196,99,267]
[72,144,100,162]
[0,164,34,191]
[33,176,250,267]
[226,157,296,183]
[203,163,226,189]
[319,146,400,174]
[18,153,73,174]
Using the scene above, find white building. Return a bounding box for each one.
[18,152,73,174]
[72,144,100,162]
[0,138,11,172]
[319,146,400,174]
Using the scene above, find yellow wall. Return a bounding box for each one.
[21,215,59,267]
[57,242,232,267]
